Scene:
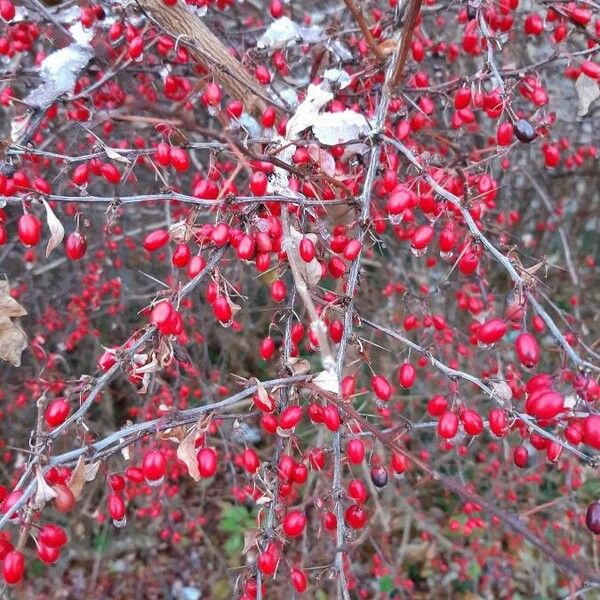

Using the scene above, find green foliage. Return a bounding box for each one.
[218,504,256,558]
[379,574,394,593]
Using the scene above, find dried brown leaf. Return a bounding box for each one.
[0,280,27,318]
[67,456,86,499]
[159,426,187,442]
[0,315,27,367]
[286,357,311,376]
[42,199,65,258]
[242,528,261,555]
[177,426,201,481]
[0,279,27,367]
[84,461,101,482]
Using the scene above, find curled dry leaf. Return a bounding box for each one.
[67,456,86,499]
[156,338,174,368]
[177,413,214,481]
[42,199,65,258]
[255,495,272,506]
[159,426,187,443]
[0,279,28,367]
[169,220,194,243]
[286,357,312,376]
[33,466,57,510]
[85,461,101,482]
[103,146,129,164]
[177,426,201,481]
[242,528,261,555]
[276,425,294,438]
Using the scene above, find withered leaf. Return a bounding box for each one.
[242,528,261,555]
[67,456,86,499]
[285,357,311,376]
[84,460,101,482]
[0,316,27,367]
[0,280,27,367]
[159,426,187,443]
[0,280,27,318]
[33,466,57,510]
[177,426,201,481]
[42,199,65,258]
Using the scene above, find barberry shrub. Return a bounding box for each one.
[0,0,599,597]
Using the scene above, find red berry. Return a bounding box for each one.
[18,214,42,246]
[427,395,448,417]
[299,237,315,262]
[282,510,306,537]
[348,479,367,504]
[398,362,416,388]
[142,450,167,482]
[454,87,471,109]
[515,332,540,369]
[438,411,459,439]
[128,36,144,59]
[478,318,507,345]
[155,142,171,166]
[37,543,60,565]
[197,447,218,478]
[411,225,434,251]
[108,494,126,522]
[170,147,189,172]
[497,122,514,146]
[461,409,483,436]
[101,162,121,184]
[513,445,529,468]
[250,171,268,196]
[44,399,70,428]
[38,524,67,548]
[488,408,508,437]
[345,504,367,529]
[583,415,600,449]
[71,163,89,185]
[65,232,87,260]
[212,297,232,322]
[371,375,392,401]
[257,547,278,575]
[346,438,365,464]
[242,448,260,474]
[172,242,191,268]
[259,337,275,360]
[2,550,24,585]
[280,405,302,429]
[581,61,600,80]
[143,229,170,251]
[290,567,307,592]
[270,0,283,18]
[270,279,287,302]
